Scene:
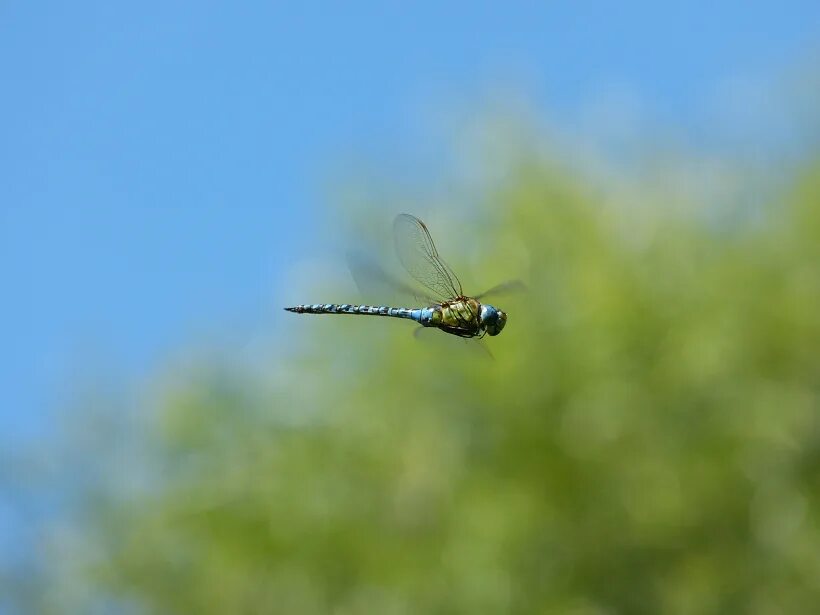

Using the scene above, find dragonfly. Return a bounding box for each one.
[285,214,518,339]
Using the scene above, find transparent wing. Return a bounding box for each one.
[346,251,436,306]
[393,214,463,302]
[474,279,528,300]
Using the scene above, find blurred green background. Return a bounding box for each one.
[13,149,820,614]
[3,3,820,614]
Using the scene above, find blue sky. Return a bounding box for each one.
[1,2,817,442]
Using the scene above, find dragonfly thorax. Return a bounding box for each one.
[428,298,508,338]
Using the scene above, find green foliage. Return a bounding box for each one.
[47,159,820,613]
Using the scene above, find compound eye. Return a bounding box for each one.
[480,305,496,324]
[484,308,507,335]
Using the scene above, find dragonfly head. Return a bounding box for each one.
[479,304,507,336]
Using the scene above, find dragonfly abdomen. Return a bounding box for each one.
[285,303,430,323]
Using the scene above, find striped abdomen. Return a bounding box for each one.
[285,303,428,323]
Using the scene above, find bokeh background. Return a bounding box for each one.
[2,3,819,613]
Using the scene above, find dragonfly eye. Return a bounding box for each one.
[480,305,507,336]
[495,310,507,334]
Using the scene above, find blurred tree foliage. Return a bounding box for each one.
[26,152,820,614]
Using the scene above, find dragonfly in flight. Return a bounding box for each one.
[285,214,518,339]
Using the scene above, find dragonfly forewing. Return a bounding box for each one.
[346,251,437,306]
[393,213,464,302]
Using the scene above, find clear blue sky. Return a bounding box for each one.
[1,2,817,442]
